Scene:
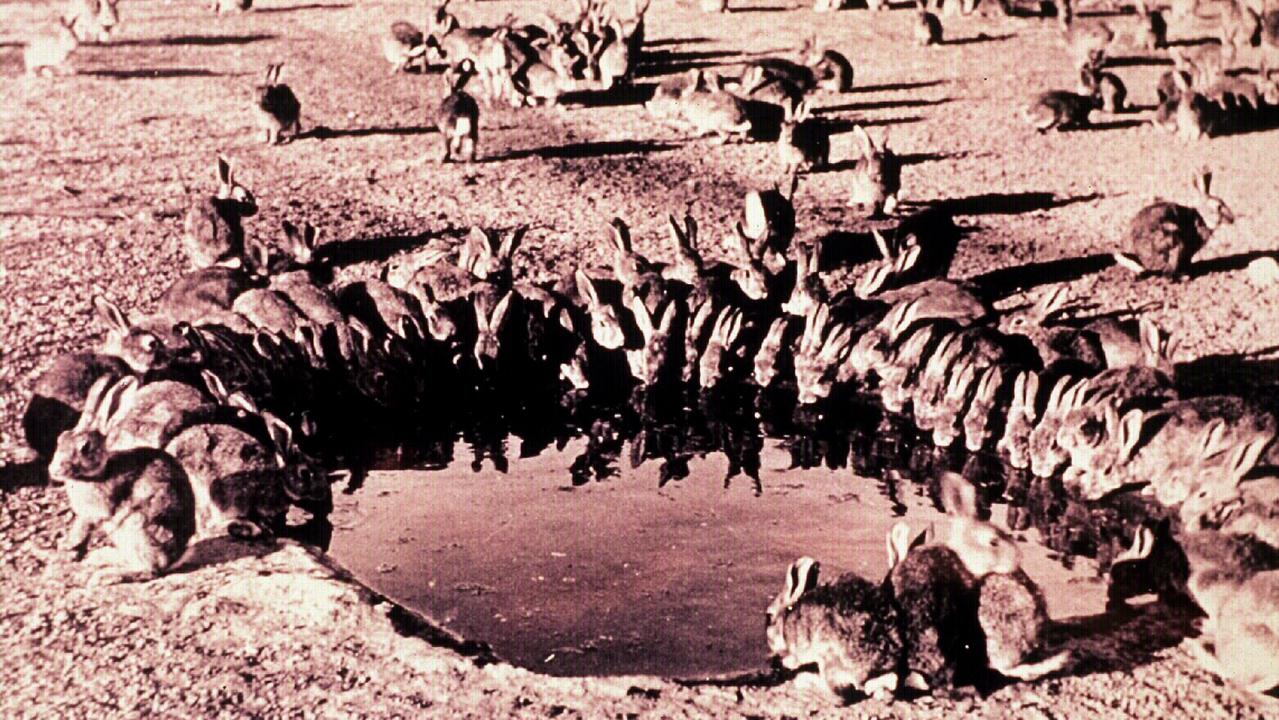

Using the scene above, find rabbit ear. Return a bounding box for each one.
[763,316,788,345]
[93,296,131,334]
[886,521,913,570]
[608,217,632,253]
[491,292,514,328]
[666,213,687,247]
[575,269,599,307]
[1194,166,1212,197]
[1038,285,1071,320]
[201,369,230,403]
[785,557,820,605]
[1118,408,1144,461]
[1138,318,1164,367]
[940,472,978,519]
[1226,434,1271,485]
[852,125,873,157]
[77,376,115,431]
[216,156,232,186]
[894,242,922,274]
[1010,370,1029,412]
[264,412,294,458]
[630,295,654,341]
[1115,525,1156,562]
[1199,418,1230,459]
[871,229,892,259]
[657,301,678,335]
[498,226,526,261]
[731,222,753,258]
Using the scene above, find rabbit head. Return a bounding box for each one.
[664,212,703,285]
[931,358,979,448]
[939,472,1021,578]
[742,176,797,271]
[962,365,1009,452]
[574,270,624,350]
[1192,167,1235,230]
[472,291,514,370]
[781,243,822,318]
[625,297,677,385]
[753,316,791,388]
[94,296,188,374]
[1028,377,1089,477]
[698,306,743,389]
[1179,436,1275,532]
[728,223,771,301]
[795,304,853,405]
[855,230,922,299]
[997,371,1043,469]
[766,556,821,665]
[49,375,135,483]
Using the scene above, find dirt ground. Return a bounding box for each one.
[2,0,1279,716]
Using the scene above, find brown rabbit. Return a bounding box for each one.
[49,377,196,584]
[181,156,258,270]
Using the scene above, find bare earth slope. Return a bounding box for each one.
[1,0,1278,716]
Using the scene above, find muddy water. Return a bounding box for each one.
[328,433,1110,678]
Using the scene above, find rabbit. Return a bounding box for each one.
[914,1,943,46]
[735,64,803,108]
[384,21,429,74]
[698,307,744,390]
[25,15,79,77]
[24,353,131,458]
[683,297,717,384]
[810,49,853,93]
[742,57,818,94]
[338,278,429,344]
[625,297,678,386]
[597,22,632,89]
[742,175,799,272]
[1168,72,1229,141]
[766,557,904,702]
[1179,530,1279,697]
[847,126,900,217]
[437,59,480,163]
[778,99,830,175]
[997,371,1079,470]
[49,376,196,584]
[936,474,1068,680]
[726,223,774,302]
[1115,168,1234,277]
[605,218,667,314]
[794,304,854,405]
[883,522,984,694]
[512,56,573,106]
[1027,376,1091,478]
[660,213,704,287]
[232,285,310,341]
[254,63,302,145]
[929,359,980,448]
[781,243,823,318]
[878,321,952,415]
[679,71,753,143]
[154,252,267,329]
[1078,61,1126,114]
[182,156,258,270]
[1022,90,1098,132]
[909,330,967,431]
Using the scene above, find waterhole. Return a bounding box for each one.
[327,392,1111,678]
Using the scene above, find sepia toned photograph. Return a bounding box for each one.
[2,0,1278,715]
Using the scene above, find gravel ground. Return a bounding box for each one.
[2,0,1278,716]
